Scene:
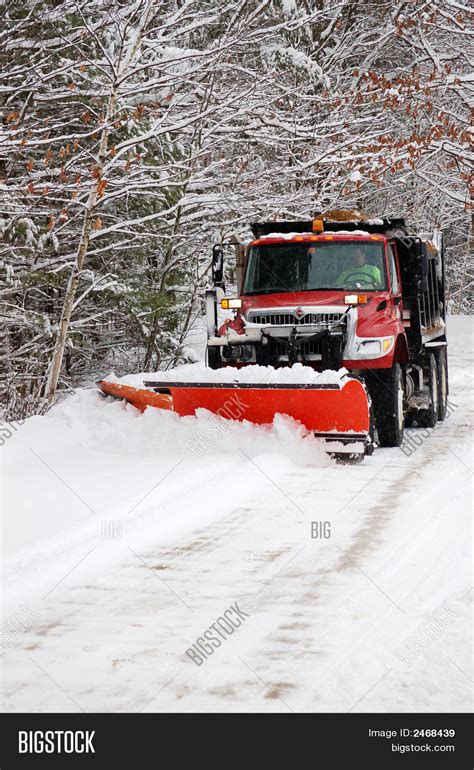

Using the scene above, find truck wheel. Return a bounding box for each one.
[435,348,448,421]
[372,363,405,447]
[419,353,439,428]
[207,346,220,370]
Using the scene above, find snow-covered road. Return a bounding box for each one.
[1,317,472,713]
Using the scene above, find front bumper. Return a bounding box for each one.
[209,305,349,362]
[208,306,395,368]
[208,323,345,367]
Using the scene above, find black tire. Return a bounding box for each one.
[207,346,220,370]
[366,398,376,455]
[419,353,439,428]
[435,348,448,421]
[369,363,405,447]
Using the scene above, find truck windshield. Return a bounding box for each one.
[243,241,387,294]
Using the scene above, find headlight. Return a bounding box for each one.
[358,340,382,355]
[356,336,394,357]
[221,298,242,309]
[345,294,368,305]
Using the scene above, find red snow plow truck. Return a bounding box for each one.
[99,213,448,461]
[204,214,448,449]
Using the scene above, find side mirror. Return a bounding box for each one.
[212,245,224,288]
[420,243,429,293]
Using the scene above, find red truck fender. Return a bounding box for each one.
[393,332,409,364]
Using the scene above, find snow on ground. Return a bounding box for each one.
[1,316,472,713]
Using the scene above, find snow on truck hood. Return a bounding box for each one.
[105,363,350,388]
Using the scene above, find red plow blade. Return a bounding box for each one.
[97,376,372,457]
[97,381,173,412]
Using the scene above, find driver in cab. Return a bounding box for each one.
[335,246,382,289]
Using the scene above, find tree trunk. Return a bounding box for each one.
[44,122,112,405]
[44,2,157,405]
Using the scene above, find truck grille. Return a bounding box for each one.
[247,311,343,326]
[273,340,322,358]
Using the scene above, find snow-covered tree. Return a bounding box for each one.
[1,0,471,418]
